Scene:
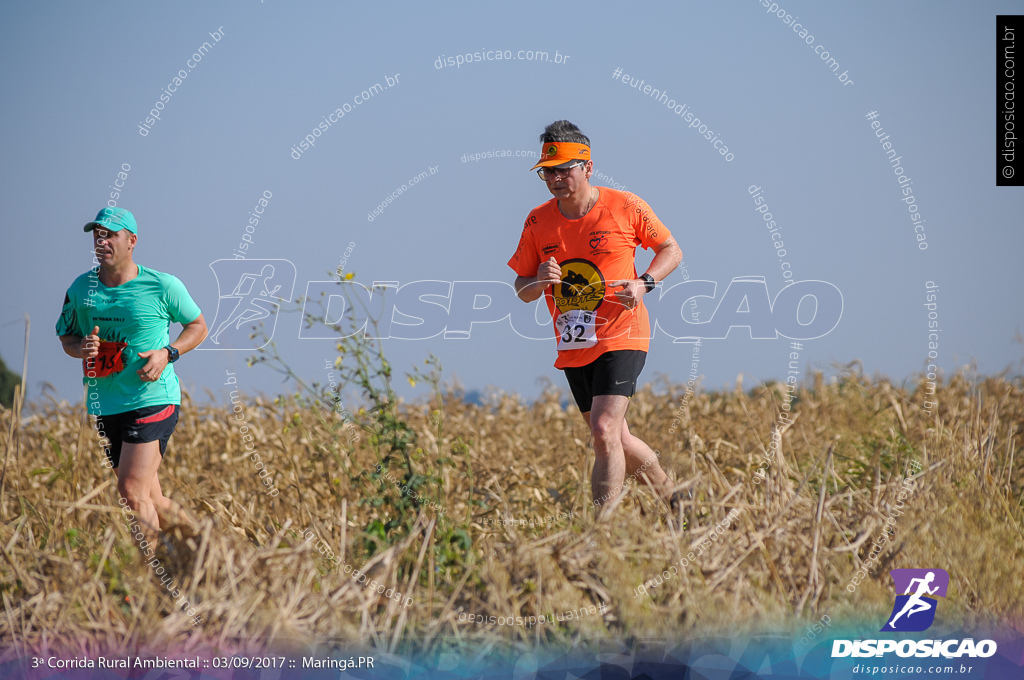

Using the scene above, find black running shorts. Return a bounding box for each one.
[94,404,180,469]
[562,350,647,413]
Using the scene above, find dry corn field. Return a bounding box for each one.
[1,367,1022,662]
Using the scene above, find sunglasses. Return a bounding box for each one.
[537,160,586,180]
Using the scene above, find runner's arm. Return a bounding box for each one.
[136,315,209,382]
[59,334,86,359]
[169,314,209,356]
[515,275,545,303]
[641,236,683,284]
[515,257,561,303]
[509,220,546,302]
[59,325,101,360]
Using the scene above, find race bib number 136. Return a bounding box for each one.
[555,309,598,350]
[83,340,128,378]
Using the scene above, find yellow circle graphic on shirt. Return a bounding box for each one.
[553,259,605,314]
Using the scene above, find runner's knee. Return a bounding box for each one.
[118,479,151,507]
[590,417,621,447]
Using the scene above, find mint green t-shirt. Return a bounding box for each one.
[56,264,202,416]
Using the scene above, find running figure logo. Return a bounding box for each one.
[200,259,296,350]
[881,568,949,632]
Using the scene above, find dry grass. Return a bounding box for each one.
[1,365,1022,661]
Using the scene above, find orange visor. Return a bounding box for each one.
[530,142,591,170]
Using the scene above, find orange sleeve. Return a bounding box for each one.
[625,193,672,250]
[508,219,540,277]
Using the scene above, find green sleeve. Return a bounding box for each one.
[55,289,82,337]
[164,275,202,325]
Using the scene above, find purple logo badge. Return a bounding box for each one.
[881,568,949,632]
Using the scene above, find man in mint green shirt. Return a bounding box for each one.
[57,207,208,538]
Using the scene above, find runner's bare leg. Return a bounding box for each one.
[148,471,193,528]
[620,419,672,503]
[587,395,629,511]
[116,441,164,539]
[114,467,192,530]
[583,408,672,505]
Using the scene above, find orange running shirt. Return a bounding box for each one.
[507,188,673,369]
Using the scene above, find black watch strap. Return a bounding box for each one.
[164,345,180,363]
[640,273,656,293]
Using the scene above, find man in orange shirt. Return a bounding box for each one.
[509,120,683,515]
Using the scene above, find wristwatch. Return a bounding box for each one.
[640,273,657,293]
[164,345,180,363]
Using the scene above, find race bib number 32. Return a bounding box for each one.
[555,309,598,350]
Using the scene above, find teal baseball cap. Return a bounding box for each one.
[83,207,138,234]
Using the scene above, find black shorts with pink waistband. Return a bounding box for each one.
[562,350,647,413]
[94,404,180,469]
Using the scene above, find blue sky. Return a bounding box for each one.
[1,1,1021,408]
